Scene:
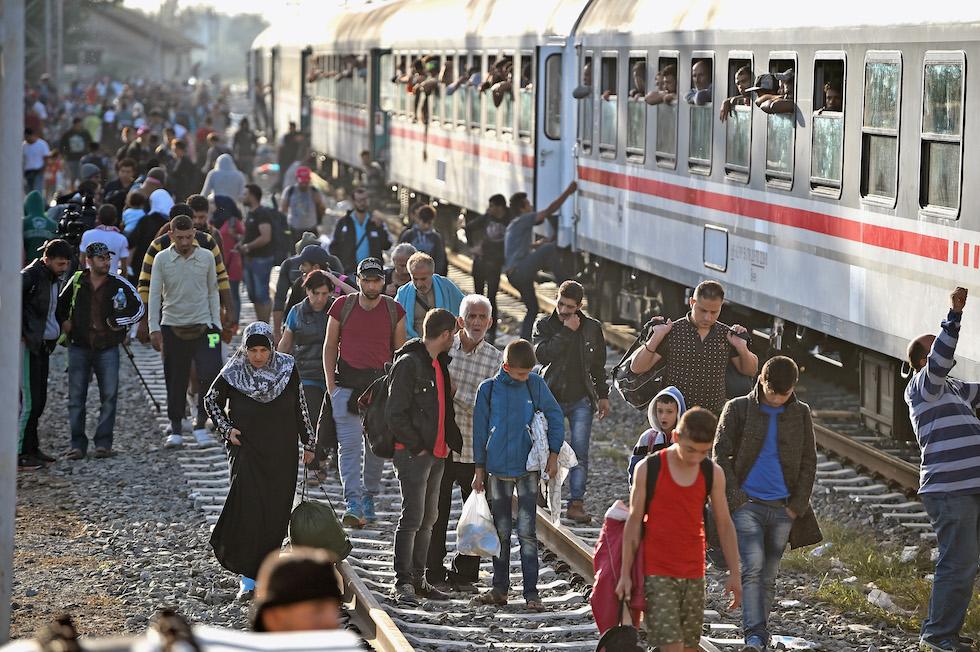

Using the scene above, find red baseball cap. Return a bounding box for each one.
[296,166,312,182]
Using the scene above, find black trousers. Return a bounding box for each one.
[315,389,338,462]
[471,255,503,343]
[162,326,222,433]
[18,342,52,455]
[426,454,480,584]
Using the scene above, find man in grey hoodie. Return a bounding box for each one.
[201,153,246,201]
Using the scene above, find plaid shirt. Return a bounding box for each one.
[449,334,503,463]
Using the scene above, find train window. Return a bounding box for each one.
[599,55,617,156]
[498,54,516,139]
[920,52,964,216]
[442,55,454,126]
[764,56,797,188]
[355,55,367,109]
[485,53,498,137]
[468,53,482,132]
[579,54,593,154]
[688,54,714,174]
[452,54,465,129]
[860,54,901,203]
[655,54,678,168]
[544,54,562,140]
[518,51,533,141]
[810,55,846,195]
[723,55,753,182]
[626,56,646,162]
[380,54,396,113]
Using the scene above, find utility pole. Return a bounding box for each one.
[0,0,26,643]
[54,0,61,91]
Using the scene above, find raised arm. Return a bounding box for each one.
[534,180,578,225]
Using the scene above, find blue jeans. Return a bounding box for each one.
[393,449,445,586]
[921,493,980,641]
[330,387,383,502]
[489,472,540,599]
[560,397,593,503]
[243,256,275,306]
[68,345,120,452]
[507,243,569,339]
[230,279,242,324]
[732,501,795,646]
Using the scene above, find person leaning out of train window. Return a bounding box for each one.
[629,61,647,100]
[684,59,713,106]
[816,79,843,114]
[644,64,677,106]
[719,65,754,123]
[491,60,515,108]
[480,58,510,95]
[752,69,796,115]
[446,66,481,96]
[572,61,593,100]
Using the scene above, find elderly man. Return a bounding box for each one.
[385,243,417,297]
[905,287,980,652]
[395,252,465,339]
[427,294,503,592]
[684,59,713,105]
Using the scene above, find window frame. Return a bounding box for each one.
[469,51,483,133]
[723,51,754,183]
[860,50,902,208]
[809,51,847,197]
[498,51,516,141]
[626,51,647,164]
[598,51,618,158]
[579,51,594,155]
[454,53,468,130]
[544,53,562,141]
[764,51,798,190]
[688,50,715,175]
[918,50,965,219]
[485,50,499,138]
[655,50,679,169]
[517,50,534,142]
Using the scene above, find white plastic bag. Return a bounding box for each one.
[456,491,500,557]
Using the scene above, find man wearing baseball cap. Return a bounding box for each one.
[279,166,326,240]
[324,257,406,527]
[56,241,145,460]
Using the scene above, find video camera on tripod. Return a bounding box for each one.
[56,192,97,249]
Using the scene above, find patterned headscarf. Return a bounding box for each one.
[219,322,295,403]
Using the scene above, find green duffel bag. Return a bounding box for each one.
[289,471,353,560]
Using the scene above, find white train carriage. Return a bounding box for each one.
[572,1,980,438]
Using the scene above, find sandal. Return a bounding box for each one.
[67,448,86,460]
[524,597,546,612]
[473,590,507,606]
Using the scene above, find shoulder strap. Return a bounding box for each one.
[526,380,536,410]
[701,457,715,500]
[382,295,398,350]
[642,451,663,522]
[338,292,358,331]
[66,271,84,321]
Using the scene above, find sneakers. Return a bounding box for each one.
[392,583,418,604]
[920,637,973,652]
[192,429,212,446]
[362,496,378,523]
[343,499,366,528]
[164,434,183,449]
[741,635,764,652]
[17,455,45,470]
[416,581,448,601]
[566,500,592,524]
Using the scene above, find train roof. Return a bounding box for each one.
[577,0,980,35]
[311,0,590,52]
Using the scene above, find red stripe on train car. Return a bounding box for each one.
[578,165,949,262]
[311,107,367,127]
[953,241,959,264]
[974,245,978,269]
[391,126,534,168]
[965,242,971,268]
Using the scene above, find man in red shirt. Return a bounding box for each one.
[384,308,461,603]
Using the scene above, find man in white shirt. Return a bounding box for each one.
[23,128,50,196]
[80,205,129,275]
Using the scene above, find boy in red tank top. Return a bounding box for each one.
[615,407,742,652]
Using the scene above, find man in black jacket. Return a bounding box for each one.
[385,308,462,604]
[57,242,145,459]
[532,280,610,523]
[328,187,392,274]
[19,239,72,469]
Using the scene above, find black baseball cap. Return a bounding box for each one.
[298,244,329,268]
[356,257,385,278]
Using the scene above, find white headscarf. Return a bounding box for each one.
[148,188,175,216]
[220,322,295,403]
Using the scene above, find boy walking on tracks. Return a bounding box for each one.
[616,407,741,652]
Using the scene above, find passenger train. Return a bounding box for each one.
[251,0,980,439]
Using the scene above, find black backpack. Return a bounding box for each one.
[357,352,410,460]
[268,207,293,264]
[642,450,715,521]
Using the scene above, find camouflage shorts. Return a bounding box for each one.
[643,574,705,649]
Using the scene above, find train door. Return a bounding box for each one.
[535,46,565,220]
[370,48,392,167]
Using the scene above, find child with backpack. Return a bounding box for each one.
[628,386,687,485]
[616,407,742,652]
[471,339,565,611]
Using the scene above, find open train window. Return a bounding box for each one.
[469,52,482,133]
[485,52,499,137]
[518,51,533,142]
[578,54,593,154]
[492,53,514,139]
[920,51,964,218]
[655,53,678,168]
[380,54,395,113]
[626,55,646,163]
[723,54,753,182]
[355,54,367,109]
[453,54,468,129]
[764,55,797,188]
[544,54,562,140]
[441,53,454,127]
[810,54,846,196]
[688,53,714,174]
[599,55,617,157]
[860,53,901,205]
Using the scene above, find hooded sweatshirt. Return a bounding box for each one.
[628,385,687,485]
[201,153,245,200]
[23,191,56,265]
[127,188,173,278]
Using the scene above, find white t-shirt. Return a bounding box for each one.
[81,226,130,274]
[23,138,50,171]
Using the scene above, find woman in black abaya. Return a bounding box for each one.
[204,321,316,601]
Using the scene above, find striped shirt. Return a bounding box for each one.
[449,335,503,464]
[137,230,230,302]
[905,309,980,496]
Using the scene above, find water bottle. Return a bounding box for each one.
[113,288,127,311]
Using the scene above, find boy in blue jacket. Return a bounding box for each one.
[472,339,565,611]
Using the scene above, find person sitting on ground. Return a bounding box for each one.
[252,548,343,632]
[395,252,465,340]
[628,386,687,486]
[398,204,447,276]
[684,59,713,106]
[719,65,753,123]
[472,339,565,611]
